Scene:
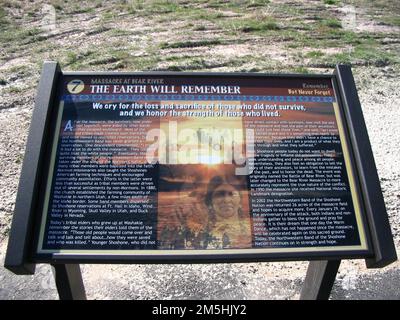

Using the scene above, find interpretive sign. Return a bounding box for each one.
[5,63,396,276]
[37,73,369,259]
[37,75,368,255]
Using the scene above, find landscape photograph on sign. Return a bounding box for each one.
[35,75,369,257]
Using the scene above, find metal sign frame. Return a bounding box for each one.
[4,62,397,299]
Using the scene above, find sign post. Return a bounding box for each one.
[300,260,341,300]
[51,264,86,300]
[4,61,396,300]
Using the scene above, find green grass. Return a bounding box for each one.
[321,18,342,29]
[8,65,31,78]
[193,25,207,31]
[63,50,101,69]
[204,0,270,10]
[88,56,121,66]
[154,6,225,23]
[121,53,271,72]
[0,6,9,29]
[241,20,279,32]
[0,0,398,77]
[70,6,95,14]
[124,0,180,15]
[0,27,42,44]
[115,2,225,24]
[15,153,23,164]
[160,57,213,71]
[100,11,117,21]
[323,0,340,5]
[1,0,22,9]
[128,55,160,71]
[159,55,253,71]
[86,50,130,67]
[320,45,399,67]
[296,29,372,51]
[381,16,400,27]
[8,86,24,93]
[160,39,223,49]
[50,0,96,14]
[221,17,280,34]
[293,66,309,74]
[305,51,325,59]
[60,45,163,71]
[108,29,134,37]
[65,51,79,66]
[246,0,271,8]
[86,25,111,36]
[146,1,180,14]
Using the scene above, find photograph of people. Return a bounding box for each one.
[158,172,253,250]
[204,175,252,249]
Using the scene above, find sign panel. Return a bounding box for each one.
[34,73,370,260]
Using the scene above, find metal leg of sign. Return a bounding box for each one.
[51,264,87,300]
[300,260,341,300]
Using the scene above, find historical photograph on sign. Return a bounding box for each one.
[158,164,252,250]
